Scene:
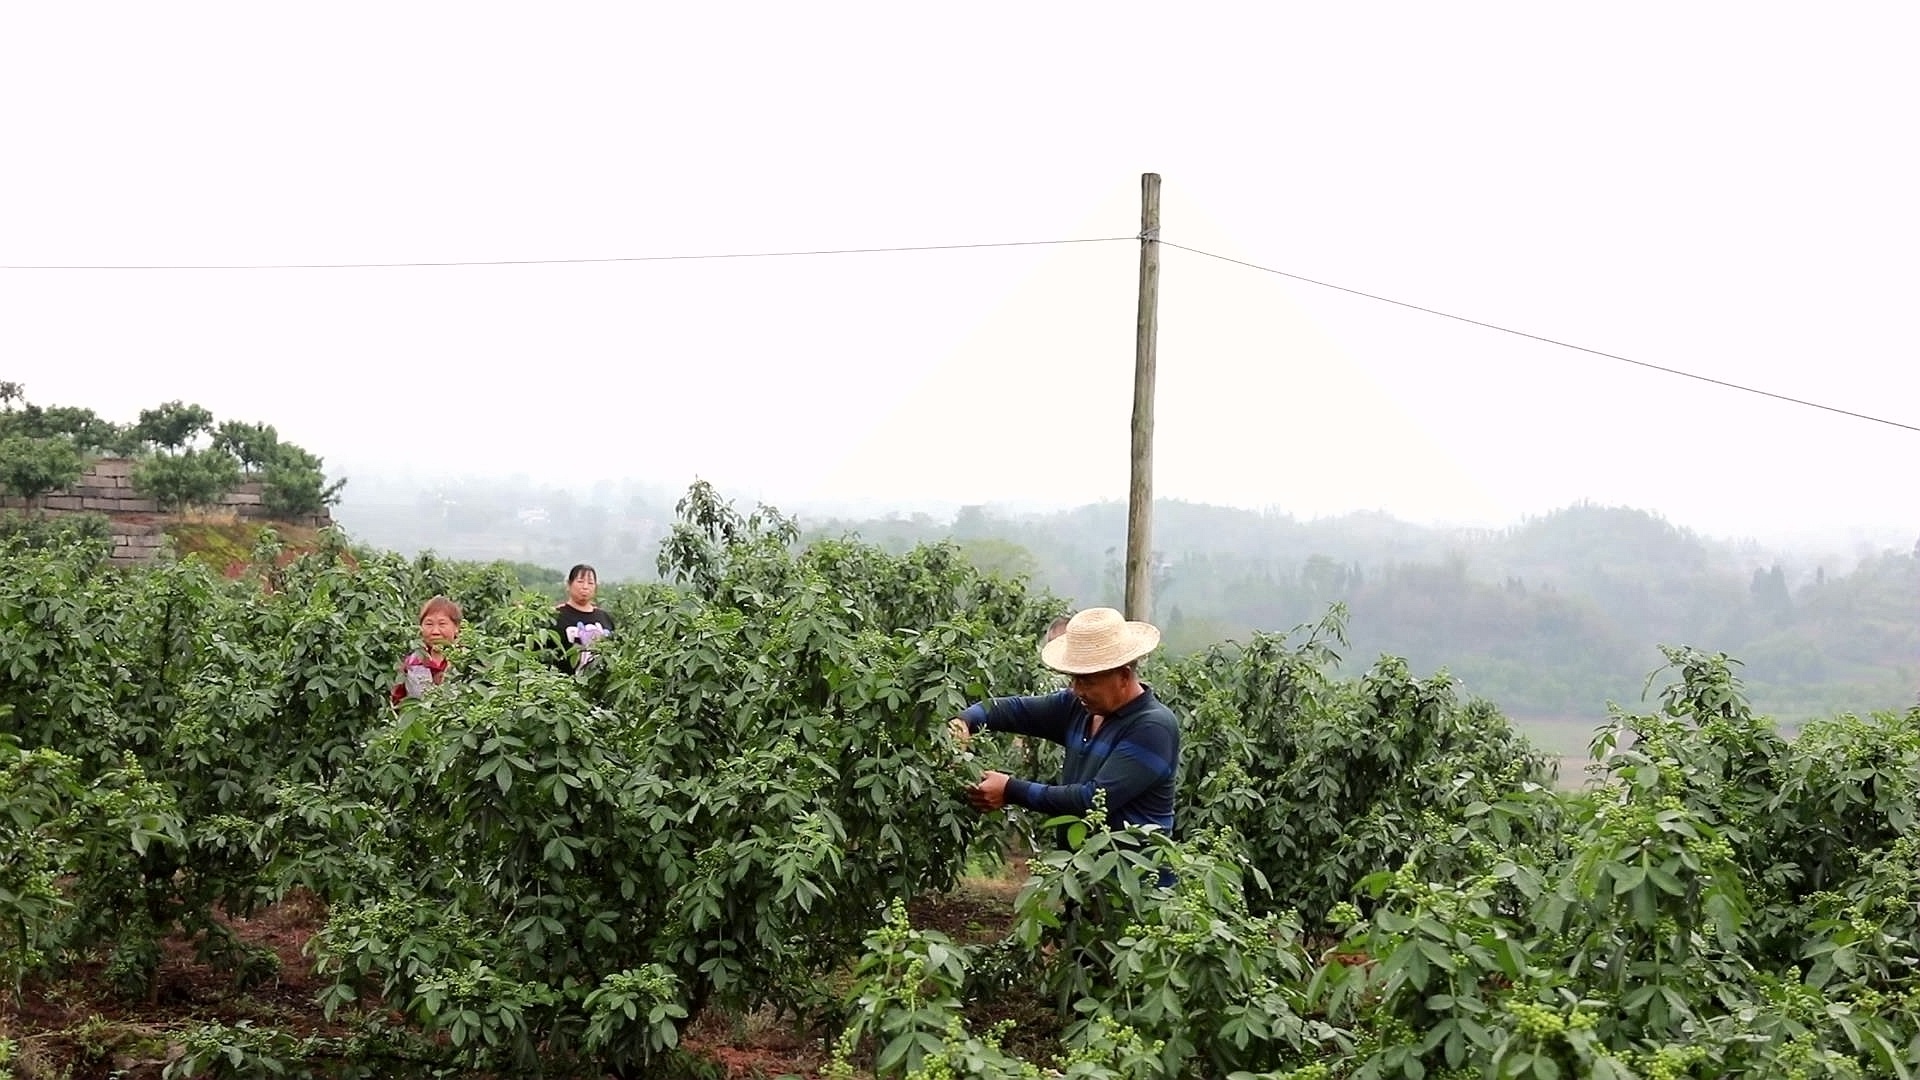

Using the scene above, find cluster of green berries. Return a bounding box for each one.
[1506,1000,1566,1038]
[1626,1043,1707,1080]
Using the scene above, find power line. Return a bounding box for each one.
[1162,241,1920,436]
[8,225,1913,435]
[0,235,1136,271]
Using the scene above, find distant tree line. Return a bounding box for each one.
[807,500,1920,723]
[0,383,344,518]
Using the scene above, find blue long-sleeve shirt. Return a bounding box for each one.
[960,686,1180,833]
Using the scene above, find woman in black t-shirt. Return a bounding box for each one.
[553,563,615,671]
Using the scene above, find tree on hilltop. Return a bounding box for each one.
[0,435,88,508]
[124,400,237,512]
[133,400,216,453]
[212,420,281,474]
[0,384,90,507]
[260,442,347,518]
[133,449,240,513]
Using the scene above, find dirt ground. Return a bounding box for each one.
[1,871,1039,1080]
[3,889,346,1079]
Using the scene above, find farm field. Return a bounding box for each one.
[4,484,1920,1080]
[2,878,1029,1079]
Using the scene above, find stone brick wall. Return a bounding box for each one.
[1,457,334,565]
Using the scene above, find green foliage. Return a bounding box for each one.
[9,477,1920,1080]
[297,485,1061,1073]
[133,400,216,451]
[130,432,347,519]
[0,532,524,1004]
[0,734,85,1001]
[0,386,98,504]
[1153,606,1559,925]
[162,1015,470,1079]
[1013,813,1341,1078]
[260,441,347,517]
[820,638,1920,1079]
[208,421,347,515]
[0,731,187,1002]
[1,388,343,522]
[833,810,1346,1080]
[500,560,567,600]
[0,481,1061,1076]
[834,899,977,1077]
[211,420,281,472]
[0,383,127,453]
[809,499,1920,723]
[0,433,88,503]
[1281,650,1920,1080]
[133,446,243,512]
[0,510,111,561]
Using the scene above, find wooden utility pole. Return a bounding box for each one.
[1125,173,1161,623]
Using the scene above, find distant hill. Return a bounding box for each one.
[807,499,1919,727]
[330,476,1917,728]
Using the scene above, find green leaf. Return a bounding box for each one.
[877,1030,918,1072]
[1610,865,1646,895]
[1646,865,1684,896]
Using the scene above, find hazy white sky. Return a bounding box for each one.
[4,4,1915,544]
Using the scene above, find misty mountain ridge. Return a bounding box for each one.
[331,476,1919,737]
[326,462,1912,566]
[813,497,1917,736]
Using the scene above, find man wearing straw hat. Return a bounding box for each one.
[947,607,1179,834]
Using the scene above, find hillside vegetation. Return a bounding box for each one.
[0,384,343,518]
[812,500,1920,726]
[5,484,1920,1079]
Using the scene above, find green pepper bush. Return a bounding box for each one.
[5,492,1919,1080]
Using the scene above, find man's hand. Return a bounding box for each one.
[967,770,1011,812]
[947,717,972,746]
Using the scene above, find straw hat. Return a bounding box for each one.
[1039,607,1162,675]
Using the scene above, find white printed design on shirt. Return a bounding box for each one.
[566,621,610,665]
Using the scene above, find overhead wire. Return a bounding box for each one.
[2,227,1913,435]
[1160,240,1920,436]
[0,235,1137,271]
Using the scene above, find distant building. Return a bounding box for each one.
[517,508,549,526]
